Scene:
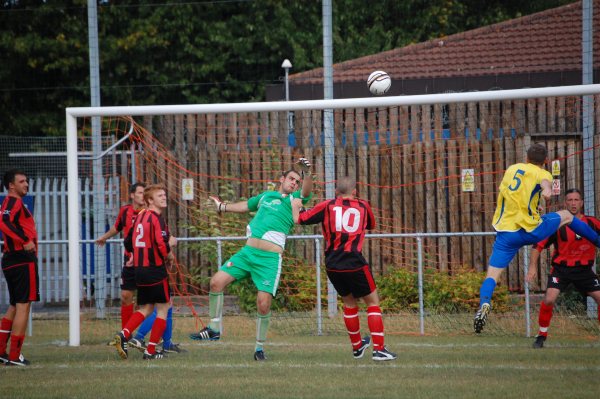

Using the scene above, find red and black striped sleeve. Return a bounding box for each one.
[362,200,376,230]
[587,216,600,233]
[113,205,130,232]
[298,200,329,225]
[153,213,171,260]
[533,234,554,252]
[0,197,30,245]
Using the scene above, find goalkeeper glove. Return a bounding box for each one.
[296,157,312,177]
[209,195,227,213]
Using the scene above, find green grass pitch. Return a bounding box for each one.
[1,317,598,399]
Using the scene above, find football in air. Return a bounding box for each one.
[367,71,391,95]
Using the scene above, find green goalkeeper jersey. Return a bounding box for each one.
[246,189,312,249]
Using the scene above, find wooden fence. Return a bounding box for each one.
[135,136,599,291]
[131,96,600,291]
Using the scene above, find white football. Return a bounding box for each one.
[367,70,391,95]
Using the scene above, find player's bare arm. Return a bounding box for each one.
[166,251,175,270]
[291,198,303,223]
[96,226,119,246]
[540,179,552,201]
[209,195,249,213]
[525,247,541,283]
[22,241,35,252]
[296,157,313,198]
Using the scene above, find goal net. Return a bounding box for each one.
[56,85,600,345]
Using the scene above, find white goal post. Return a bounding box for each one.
[65,84,600,346]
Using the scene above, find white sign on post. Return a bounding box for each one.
[461,169,475,192]
[552,179,560,196]
[182,178,194,200]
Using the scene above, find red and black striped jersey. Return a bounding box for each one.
[114,204,141,238]
[0,195,38,254]
[124,209,171,284]
[114,204,142,259]
[533,215,600,267]
[298,197,375,270]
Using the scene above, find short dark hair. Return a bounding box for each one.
[2,169,27,191]
[282,169,301,178]
[336,176,356,195]
[526,144,548,165]
[565,188,582,197]
[129,182,146,194]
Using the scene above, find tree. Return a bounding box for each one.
[0,0,572,136]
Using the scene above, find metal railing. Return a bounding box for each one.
[3,231,597,338]
[3,231,520,336]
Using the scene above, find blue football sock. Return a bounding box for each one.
[162,307,173,348]
[479,277,496,307]
[135,309,157,340]
[569,217,600,245]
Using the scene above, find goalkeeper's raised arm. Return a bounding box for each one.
[296,157,313,199]
[208,157,313,214]
[208,195,249,213]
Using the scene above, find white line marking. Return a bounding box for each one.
[16,362,598,372]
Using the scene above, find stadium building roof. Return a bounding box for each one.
[267,0,599,100]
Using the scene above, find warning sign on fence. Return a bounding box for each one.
[552,179,561,195]
[461,169,475,192]
[182,178,194,200]
[551,160,561,177]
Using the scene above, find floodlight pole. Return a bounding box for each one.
[87,0,106,319]
[282,59,292,134]
[322,0,338,318]
[582,0,596,318]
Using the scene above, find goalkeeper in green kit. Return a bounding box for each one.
[190,158,313,360]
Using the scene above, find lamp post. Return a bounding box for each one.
[281,59,292,134]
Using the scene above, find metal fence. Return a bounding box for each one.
[3,230,599,338]
[1,177,598,337]
[0,177,122,306]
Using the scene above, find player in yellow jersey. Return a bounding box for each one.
[474,143,600,333]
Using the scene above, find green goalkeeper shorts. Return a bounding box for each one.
[220,245,282,296]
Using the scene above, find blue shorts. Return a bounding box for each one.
[488,213,562,268]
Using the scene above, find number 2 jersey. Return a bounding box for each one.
[492,163,553,233]
[114,204,142,263]
[298,197,375,270]
[124,209,171,284]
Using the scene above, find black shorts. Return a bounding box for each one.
[137,278,170,306]
[547,265,600,294]
[2,251,40,306]
[120,266,136,291]
[326,265,377,299]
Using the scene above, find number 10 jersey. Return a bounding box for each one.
[298,197,375,270]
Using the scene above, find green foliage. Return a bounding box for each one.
[555,285,586,313]
[377,268,419,310]
[378,267,510,313]
[0,0,572,136]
